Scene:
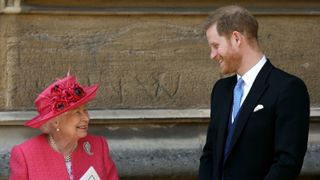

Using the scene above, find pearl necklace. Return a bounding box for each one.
[48,135,77,162]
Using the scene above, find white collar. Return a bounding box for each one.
[237,56,267,87]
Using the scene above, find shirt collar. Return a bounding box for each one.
[237,56,267,87]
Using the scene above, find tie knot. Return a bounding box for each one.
[235,78,244,89]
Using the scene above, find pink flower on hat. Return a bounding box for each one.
[49,83,87,112]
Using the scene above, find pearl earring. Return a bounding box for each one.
[56,128,60,132]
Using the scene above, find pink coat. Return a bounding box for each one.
[9,134,119,180]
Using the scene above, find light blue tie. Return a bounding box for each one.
[232,78,244,122]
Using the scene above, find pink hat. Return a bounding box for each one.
[25,75,99,128]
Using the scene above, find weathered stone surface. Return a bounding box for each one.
[0,16,7,109]
[0,15,215,110]
[0,15,319,110]
[258,16,320,106]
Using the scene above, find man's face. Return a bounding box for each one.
[206,24,241,75]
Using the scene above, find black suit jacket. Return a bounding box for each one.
[199,60,310,180]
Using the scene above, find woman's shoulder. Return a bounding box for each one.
[11,134,48,155]
[83,134,104,141]
[15,134,47,148]
[80,134,108,146]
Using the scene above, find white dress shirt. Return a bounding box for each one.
[232,56,267,123]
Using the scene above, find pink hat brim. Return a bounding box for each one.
[24,84,99,129]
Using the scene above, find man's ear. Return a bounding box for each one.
[232,31,242,45]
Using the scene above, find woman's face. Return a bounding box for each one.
[57,105,90,140]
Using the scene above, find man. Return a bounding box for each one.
[198,5,310,180]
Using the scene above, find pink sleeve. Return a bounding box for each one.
[9,146,28,180]
[101,137,119,180]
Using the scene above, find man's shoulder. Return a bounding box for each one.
[269,66,306,85]
[264,64,308,96]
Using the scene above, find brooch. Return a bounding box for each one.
[83,141,94,156]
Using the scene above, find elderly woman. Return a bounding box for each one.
[9,75,119,180]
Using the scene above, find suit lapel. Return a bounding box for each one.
[225,60,274,162]
[216,75,237,168]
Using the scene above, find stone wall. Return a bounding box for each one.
[0,15,319,109]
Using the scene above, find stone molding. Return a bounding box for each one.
[0,0,319,15]
[0,0,21,13]
[0,108,319,124]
